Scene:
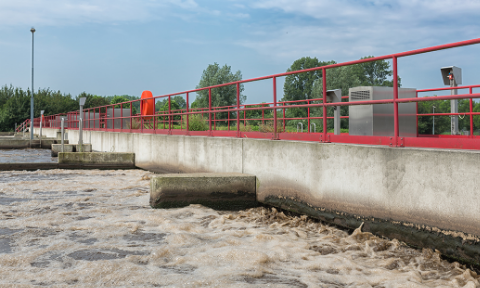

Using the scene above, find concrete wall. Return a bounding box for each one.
[33,127,61,139]
[61,128,480,264]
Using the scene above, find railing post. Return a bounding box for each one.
[168,95,172,135]
[393,56,400,147]
[283,103,286,132]
[470,87,474,137]
[322,68,328,142]
[214,109,216,131]
[228,107,230,131]
[208,88,212,136]
[236,83,240,137]
[130,102,132,131]
[121,103,123,130]
[273,77,278,139]
[307,99,310,134]
[186,92,190,135]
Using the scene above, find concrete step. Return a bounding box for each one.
[150,173,257,210]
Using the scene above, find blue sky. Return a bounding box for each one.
[1,0,479,104]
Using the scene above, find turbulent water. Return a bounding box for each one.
[0,148,56,163]
[0,167,479,286]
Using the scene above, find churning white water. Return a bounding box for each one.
[0,165,479,286]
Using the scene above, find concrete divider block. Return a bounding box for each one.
[58,152,135,167]
[150,173,257,210]
[51,144,75,157]
[75,144,92,152]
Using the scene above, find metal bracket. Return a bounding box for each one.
[397,137,405,147]
[319,134,331,143]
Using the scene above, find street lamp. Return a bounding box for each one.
[432,105,436,135]
[30,27,35,140]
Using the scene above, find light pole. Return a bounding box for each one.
[30,27,35,140]
[432,105,436,135]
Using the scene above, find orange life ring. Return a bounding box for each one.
[140,90,154,120]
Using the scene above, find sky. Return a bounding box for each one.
[1,0,480,104]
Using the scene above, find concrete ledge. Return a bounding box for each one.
[58,152,135,167]
[51,144,75,157]
[150,173,257,210]
[0,162,139,171]
[0,138,68,149]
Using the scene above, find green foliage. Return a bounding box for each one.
[352,56,401,87]
[0,85,78,131]
[418,98,475,135]
[82,93,110,111]
[283,57,335,102]
[0,86,30,131]
[110,95,139,115]
[105,95,140,115]
[184,114,208,131]
[240,103,273,126]
[195,63,246,120]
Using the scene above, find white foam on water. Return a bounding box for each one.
[0,169,479,287]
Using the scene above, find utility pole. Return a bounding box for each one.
[30,27,35,140]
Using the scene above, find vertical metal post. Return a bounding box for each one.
[393,56,400,146]
[228,107,230,131]
[168,95,172,134]
[30,28,35,140]
[61,118,65,153]
[283,103,286,132]
[433,106,436,135]
[186,92,190,135]
[322,68,327,141]
[39,118,42,147]
[273,77,278,139]
[121,103,123,130]
[416,94,419,137]
[153,100,156,132]
[79,104,84,152]
[130,102,133,130]
[208,88,212,135]
[451,76,459,135]
[470,87,474,137]
[307,99,310,134]
[214,110,216,130]
[236,83,240,137]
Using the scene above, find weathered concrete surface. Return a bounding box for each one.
[0,139,64,149]
[51,144,75,157]
[150,173,257,210]
[0,162,138,171]
[58,152,135,168]
[0,132,14,136]
[67,129,480,267]
[75,144,92,152]
[33,128,61,139]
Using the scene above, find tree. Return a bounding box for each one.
[282,57,335,120]
[172,96,186,109]
[83,93,110,110]
[195,63,245,120]
[282,57,335,103]
[352,56,401,87]
[110,95,139,115]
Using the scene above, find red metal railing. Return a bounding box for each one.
[20,38,480,150]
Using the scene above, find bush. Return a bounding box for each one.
[185,114,208,131]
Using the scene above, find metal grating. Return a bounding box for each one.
[351,90,370,101]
